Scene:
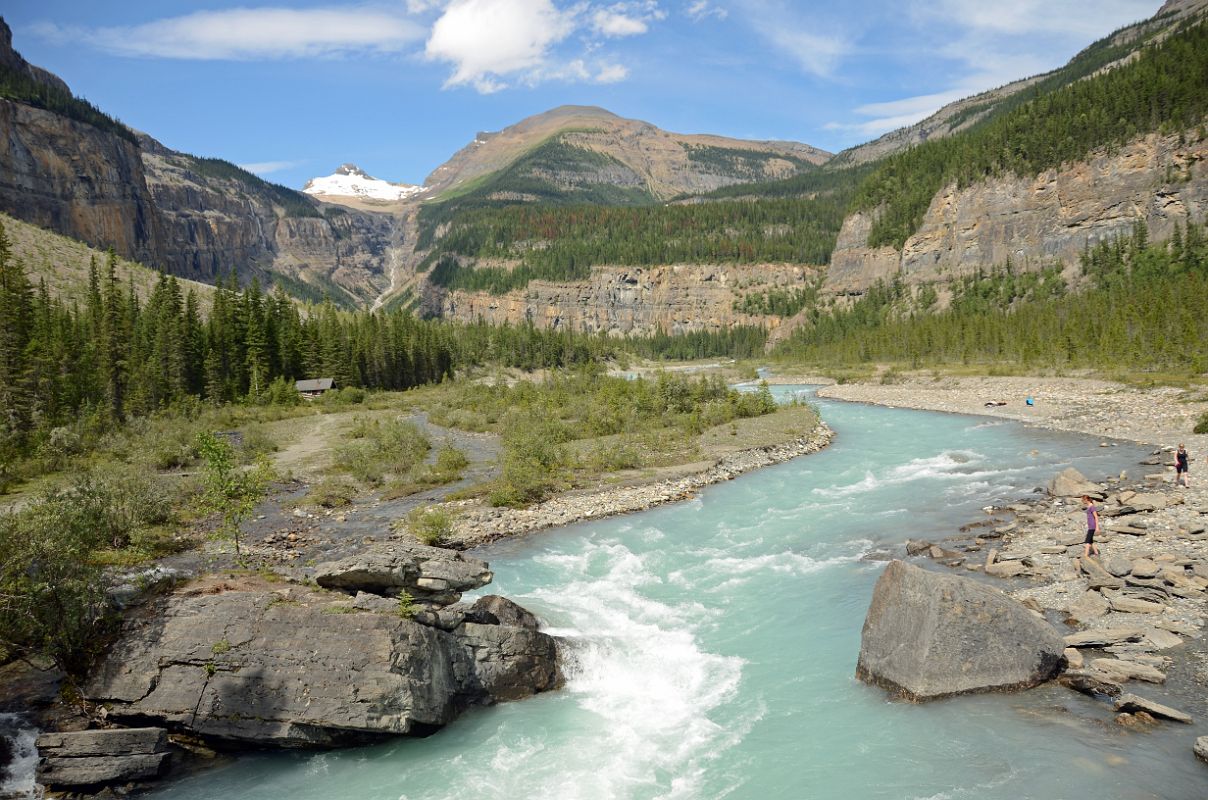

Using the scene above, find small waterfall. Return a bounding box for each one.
[0,713,41,800]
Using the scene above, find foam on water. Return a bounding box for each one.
[0,713,41,799]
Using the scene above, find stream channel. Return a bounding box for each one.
[144,387,1204,799]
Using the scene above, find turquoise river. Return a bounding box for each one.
[150,387,1206,800]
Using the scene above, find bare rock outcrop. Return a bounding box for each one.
[856,560,1066,701]
[35,728,170,791]
[85,579,558,748]
[314,542,492,604]
[825,130,1208,296]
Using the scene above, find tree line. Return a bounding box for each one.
[0,223,635,463]
[776,220,1208,371]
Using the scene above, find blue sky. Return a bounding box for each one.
[5,1,1164,189]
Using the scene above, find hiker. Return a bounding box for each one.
[1082,495,1101,558]
[1175,443,1190,488]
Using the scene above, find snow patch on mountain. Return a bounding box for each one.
[303,164,424,201]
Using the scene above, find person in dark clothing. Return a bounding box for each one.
[1081,495,1101,559]
[1175,444,1190,488]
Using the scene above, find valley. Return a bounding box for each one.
[2,0,1208,797]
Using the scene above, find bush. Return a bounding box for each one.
[307,477,357,508]
[0,489,116,675]
[406,507,455,546]
[332,417,430,485]
[489,414,571,507]
[1195,412,1208,435]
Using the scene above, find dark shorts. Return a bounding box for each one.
[1177,465,1187,474]
[1085,529,1096,544]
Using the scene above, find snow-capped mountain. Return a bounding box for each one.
[303,164,424,201]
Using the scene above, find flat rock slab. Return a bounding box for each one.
[1067,591,1110,624]
[856,560,1066,701]
[1130,559,1161,579]
[86,585,559,747]
[1114,693,1192,723]
[1064,628,1145,648]
[1091,658,1166,684]
[36,728,170,789]
[314,542,493,601]
[1103,556,1134,577]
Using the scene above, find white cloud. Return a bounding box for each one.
[758,25,849,78]
[595,62,630,82]
[33,6,424,60]
[237,160,301,175]
[592,2,666,36]
[426,0,649,92]
[593,10,649,36]
[825,0,1158,141]
[685,1,727,21]
[740,1,849,78]
[425,0,576,92]
[924,0,1155,39]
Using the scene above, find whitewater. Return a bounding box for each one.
[141,387,1205,799]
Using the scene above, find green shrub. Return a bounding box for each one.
[307,477,357,508]
[406,507,455,546]
[332,417,430,485]
[0,490,115,675]
[397,591,418,619]
[1195,412,1208,434]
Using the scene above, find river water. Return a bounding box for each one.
[146,388,1206,800]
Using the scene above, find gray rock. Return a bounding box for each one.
[1103,556,1133,577]
[1058,670,1122,698]
[855,561,1066,701]
[1113,693,1192,723]
[1048,468,1104,499]
[36,728,169,789]
[470,596,540,630]
[86,586,559,747]
[351,592,398,614]
[1090,658,1166,684]
[904,539,932,556]
[1196,736,1208,764]
[1063,627,1145,648]
[1079,557,1124,590]
[1130,558,1161,579]
[1066,591,1110,624]
[314,543,492,603]
[1105,593,1166,614]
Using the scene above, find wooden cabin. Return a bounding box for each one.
[295,378,335,399]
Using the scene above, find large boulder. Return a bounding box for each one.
[314,542,492,604]
[35,728,170,790]
[85,583,559,748]
[855,560,1067,701]
[1047,467,1104,499]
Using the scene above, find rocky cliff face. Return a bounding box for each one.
[0,19,400,303]
[139,140,399,302]
[0,99,163,266]
[825,130,1208,294]
[436,263,815,336]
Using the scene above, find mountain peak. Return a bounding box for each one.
[303,165,423,202]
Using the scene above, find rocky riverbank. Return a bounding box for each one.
[904,464,1207,764]
[447,421,835,547]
